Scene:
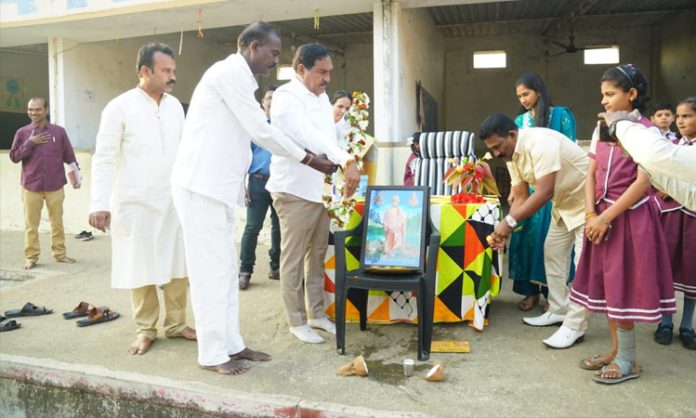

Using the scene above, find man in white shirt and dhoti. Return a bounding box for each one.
[268,43,359,344]
[170,22,357,375]
[89,43,196,355]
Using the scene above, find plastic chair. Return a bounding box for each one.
[333,217,440,361]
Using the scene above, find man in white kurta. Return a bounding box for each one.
[268,43,356,344]
[89,43,195,355]
[170,22,355,375]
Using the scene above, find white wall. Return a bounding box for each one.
[396,7,445,141]
[53,32,229,150]
[444,28,654,146]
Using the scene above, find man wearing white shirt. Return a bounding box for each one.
[267,43,359,344]
[89,43,196,355]
[170,23,357,375]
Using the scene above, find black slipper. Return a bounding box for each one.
[0,317,21,332]
[4,302,53,318]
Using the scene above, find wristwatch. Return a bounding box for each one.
[505,214,518,229]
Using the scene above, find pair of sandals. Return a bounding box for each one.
[63,301,120,327]
[579,354,640,385]
[1,302,54,332]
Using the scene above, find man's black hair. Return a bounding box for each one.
[479,113,518,141]
[136,42,174,76]
[237,21,279,52]
[292,43,331,71]
[652,102,674,114]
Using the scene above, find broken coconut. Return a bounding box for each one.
[424,364,445,382]
[336,355,369,377]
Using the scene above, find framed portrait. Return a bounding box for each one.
[360,186,430,273]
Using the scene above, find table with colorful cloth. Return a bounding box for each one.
[324,197,502,331]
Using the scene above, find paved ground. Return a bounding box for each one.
[0,231,695,417]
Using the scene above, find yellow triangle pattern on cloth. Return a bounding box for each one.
[438,203,467,243]
[436,247,462,294]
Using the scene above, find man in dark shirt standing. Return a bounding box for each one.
[10,97,78,270]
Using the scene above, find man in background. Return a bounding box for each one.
[10,97,78,270]
[238,85,281,290]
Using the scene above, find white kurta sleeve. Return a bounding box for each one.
[213,71,306,163]
[271,89,351,166]
[90,101,124,213]
[616,120,696,210]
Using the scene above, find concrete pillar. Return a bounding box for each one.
[47,38,75,128]
[373,0,401,143]
[373,0,402,184]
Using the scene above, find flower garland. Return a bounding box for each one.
[322,91,372,228]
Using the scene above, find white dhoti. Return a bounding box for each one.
[172,186,245,366]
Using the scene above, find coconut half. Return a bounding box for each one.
[424,364,445,382]
[336,355,369,377]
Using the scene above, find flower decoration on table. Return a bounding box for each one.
[444,152,499,203]
[322,91,375,228]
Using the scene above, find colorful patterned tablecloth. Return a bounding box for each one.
[324,199,502,331]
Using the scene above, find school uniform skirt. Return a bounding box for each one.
[661,209,696,299]
[569,200,676,322]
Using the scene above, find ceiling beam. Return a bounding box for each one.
[541,0,602,37]
[435,9,685,32]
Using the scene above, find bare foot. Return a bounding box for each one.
[168,326,197,340]
[579,353,614,370]
[517,295,539,311]
[128,335,154,355]
[594,362,640,378]
[24,260,36,270]
[55,256,76,264]
[202,359,250,375]
[229,347,272,362]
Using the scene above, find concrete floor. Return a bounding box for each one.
[0,231,695,417]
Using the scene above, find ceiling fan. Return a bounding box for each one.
[549,26,588,57]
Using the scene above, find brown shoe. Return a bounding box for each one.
[239,272,251,290]
[268,269,280,280]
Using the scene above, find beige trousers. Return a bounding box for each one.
[22,187,66,262]
[129,278,189,339]
[544,218,591,332]
[272,192,330,327]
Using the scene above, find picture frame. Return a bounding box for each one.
[360,186,430,273]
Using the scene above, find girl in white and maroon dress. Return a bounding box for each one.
[653,97,696,350]
[570,64,676,384]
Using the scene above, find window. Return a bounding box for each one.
[473,50,506,69]
[276,65,294,80]
[584,46,620,65]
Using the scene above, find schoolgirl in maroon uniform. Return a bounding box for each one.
[570,64,676,384]
[653,97,696,350]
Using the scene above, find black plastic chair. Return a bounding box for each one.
[333,218,440,361]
